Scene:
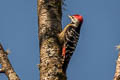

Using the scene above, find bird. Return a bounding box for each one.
[58,14,83,73]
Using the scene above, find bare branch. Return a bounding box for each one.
[0,43,20,80]
[114,45,120,80]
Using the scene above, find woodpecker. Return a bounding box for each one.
[58,14,83,73]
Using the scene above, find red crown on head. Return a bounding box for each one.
[72,14,83,22]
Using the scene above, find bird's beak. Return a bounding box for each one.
[68,15,72,19]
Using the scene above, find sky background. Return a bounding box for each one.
[0,0,120,80]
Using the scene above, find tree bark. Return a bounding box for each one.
[0,43,20,80]
[114,52,120,80]
[113,45,120,80]
[37,0,66,80]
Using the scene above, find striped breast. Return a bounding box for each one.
[64,26,80,61]
[62,25,80,73]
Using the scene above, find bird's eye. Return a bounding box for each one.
[71,16,74,19]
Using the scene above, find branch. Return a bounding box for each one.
[38,0,66,80]
[0,43,20,80]
[114,45,120,80]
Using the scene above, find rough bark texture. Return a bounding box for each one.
[0,43,20,80]
[38,0,66,80]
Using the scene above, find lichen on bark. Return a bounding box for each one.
[38,0,66,80]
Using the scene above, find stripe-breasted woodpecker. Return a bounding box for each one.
[58,14,83,73]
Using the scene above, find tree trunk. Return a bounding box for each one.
[37,0,66,80]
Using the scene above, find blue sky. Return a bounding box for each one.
[0,0,120,80]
